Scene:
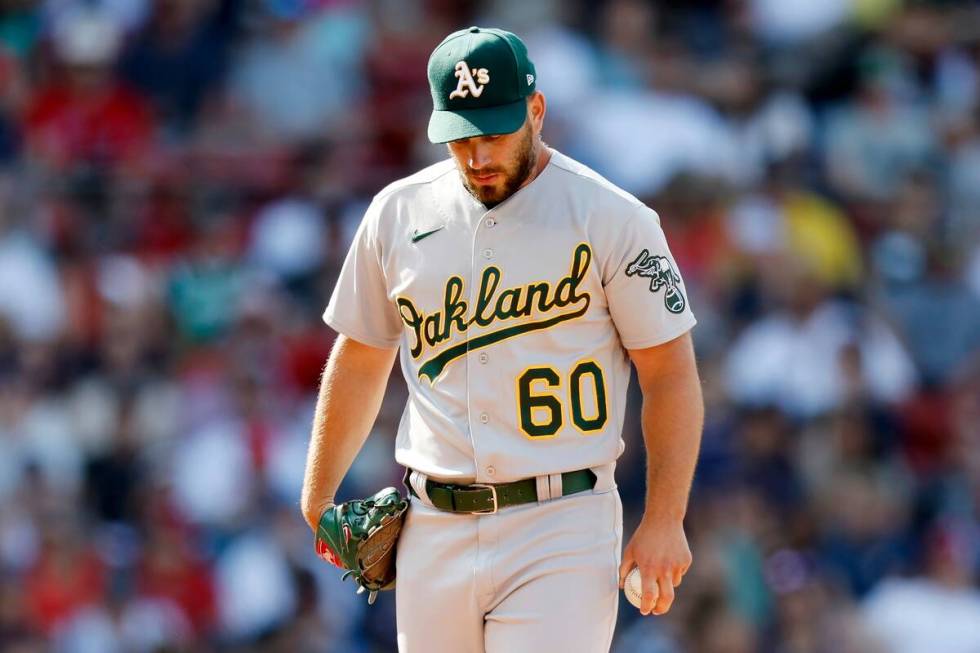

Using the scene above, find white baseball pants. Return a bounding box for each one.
[395,465,622,652]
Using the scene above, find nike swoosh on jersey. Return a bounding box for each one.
[411,225,445,243]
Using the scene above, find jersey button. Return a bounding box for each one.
[482,248,494,259]
[486,466,496,476]
[485,217,496,228]
[478,352,488,364]
[479,412,489,424]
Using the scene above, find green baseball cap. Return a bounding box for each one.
[427,26,537,144]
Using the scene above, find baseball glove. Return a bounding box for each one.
[314,486,409,605]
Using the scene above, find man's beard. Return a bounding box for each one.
[460,129,537,209]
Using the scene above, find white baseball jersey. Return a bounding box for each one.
[323,148,696,484]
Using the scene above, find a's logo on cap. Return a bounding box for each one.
[449,60,490,100]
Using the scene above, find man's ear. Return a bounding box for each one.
[528,91,547,135]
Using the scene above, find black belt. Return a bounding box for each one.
[405,468,596,514]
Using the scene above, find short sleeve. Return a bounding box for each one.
[603,206,697,349]
[322,203,402,349]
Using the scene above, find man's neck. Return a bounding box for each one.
[519,141,552,192]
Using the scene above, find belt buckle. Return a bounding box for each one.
[469,484,498,514]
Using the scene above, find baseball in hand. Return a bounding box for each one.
[624,567,645,608]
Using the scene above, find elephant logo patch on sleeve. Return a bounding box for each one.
[625,249,687,314]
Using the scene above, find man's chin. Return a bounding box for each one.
[459,169,524,207]
[476,188,506,204]
[465,181,507,206]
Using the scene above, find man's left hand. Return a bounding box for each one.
[618,516,692,616]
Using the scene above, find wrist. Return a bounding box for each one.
[640,504,685,527]
[303,496,336,531]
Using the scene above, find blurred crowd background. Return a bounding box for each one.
[1,0,980,651]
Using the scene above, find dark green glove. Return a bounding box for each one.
[315,486,410,604]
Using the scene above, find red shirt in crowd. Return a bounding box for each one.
[25,81,154,167]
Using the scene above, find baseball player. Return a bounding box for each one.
[301,26,704,652]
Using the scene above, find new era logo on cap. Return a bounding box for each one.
[527,74,534,86]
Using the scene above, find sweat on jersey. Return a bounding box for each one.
[323,148,696,484]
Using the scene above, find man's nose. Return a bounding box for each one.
[468,142,493,170]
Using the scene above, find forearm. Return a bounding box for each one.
[300,335,397,530]
[638,359,704,524]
